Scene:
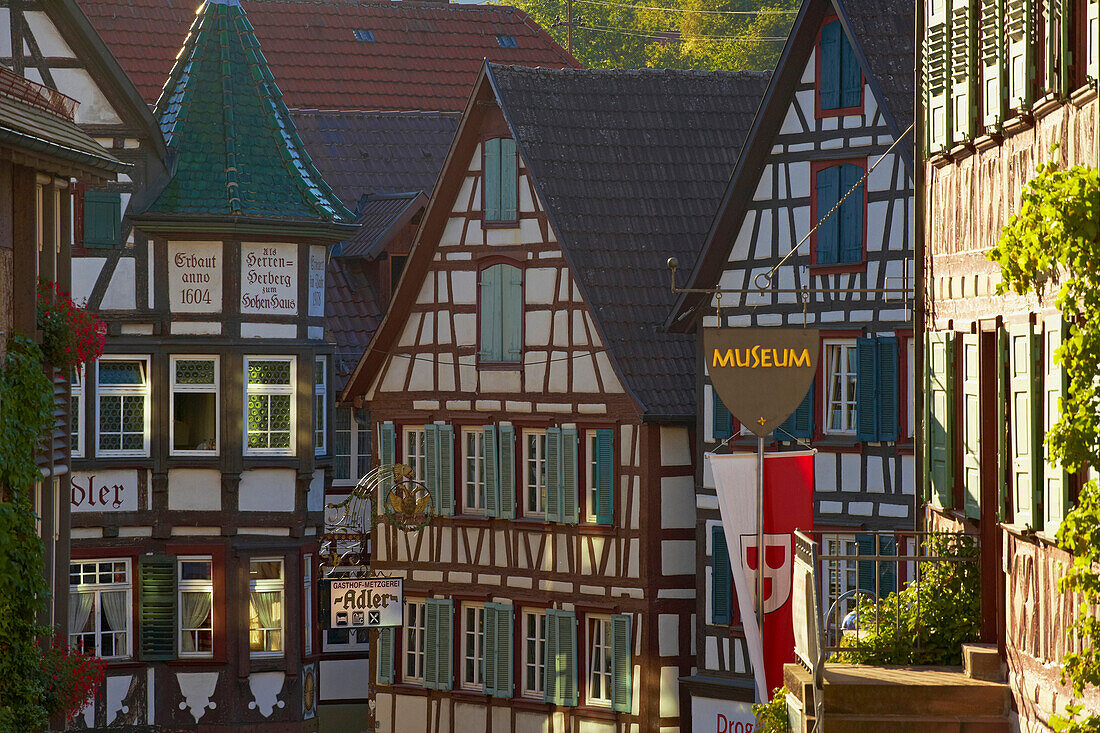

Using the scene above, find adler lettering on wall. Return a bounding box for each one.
[241,242,297,315]
[71,470,138,512]
[168,242,222,313]
[705,327,819,437]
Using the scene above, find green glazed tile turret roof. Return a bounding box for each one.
[145,0,353,226]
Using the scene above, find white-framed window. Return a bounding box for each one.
[587,615,613,707]
[249,558,284,657]
[97,357,151,456]
[404,598,427,683]
[244,357,295,455]
[585,432,600,523]
[906,337,915,439]
[333,408,371,485]
[462,602,486,691]
[404,427,428,483]
[823,536,860,622]
[69,558,131,660]
[303,554,313,656]
[522,609,547,698]
[314,357,327,455]
[71,368,85,458]
[178,556,214,658]
[463,429,487,513]
[524,429,548,516]
[824,340,858,435]
[170,356,219,455]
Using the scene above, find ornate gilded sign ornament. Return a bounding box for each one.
[704,327,820,438]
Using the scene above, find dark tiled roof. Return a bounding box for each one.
[340,192,427,259]
[76,0,577,112]
[489,65,770,419]
[839,0,915,133]
[290,109,458,208]
[327,256,385,388]
[145,0,352,225]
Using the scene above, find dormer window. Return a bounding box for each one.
[818,18,862,113]
[483,138,518,224]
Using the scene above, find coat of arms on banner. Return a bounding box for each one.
[740,533,793,613]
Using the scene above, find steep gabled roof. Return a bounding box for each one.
[339,192,427,259]
[76,0,578,112]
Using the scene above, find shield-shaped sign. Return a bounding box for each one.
[704,327,819,437]
[741,533,794,614]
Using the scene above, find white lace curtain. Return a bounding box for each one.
[68,591,94,637]
[100,590,128,633]
[181,591,212,653]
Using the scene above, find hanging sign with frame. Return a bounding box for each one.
[327,577,403,628]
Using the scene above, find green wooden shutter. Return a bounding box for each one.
[561,428,579,525]
[1006,0,1034,109]
[877,337,899,442]
[980,0,1006,127]
[949,0,976,141]
[499,424,516,519]
[379,423,396,494]
[484,426,500,518]
[1043,317,1068,535]
[961,333,982,518]
[544,610,577,706]
[815,166,840,264]
[997,327,1009,520]
[1042,0,1070,96]
[501,265,522,363]
[927,331,955,508]
[610,614,632,713]
[484,603,513,697]
[546,428,562,522]
[839,164,864,264]
[926,0,952,151]
[857,337,879,441]
[425,424,440,512]
[777,383,814,441]
[713,389,733,440]
[83,190,121,248]
[1008,322,1040,528]
[480,265,503,362]
[819,20,842,109]
[425,598,453,690]
[438,425,454,516]
[484,138,501,221]
[138,554,176,661]
[1088,0,1099,83]
[483,604,499,696]
[377,627,395,684]
[856,535,897,597]
[595,429,614,526]
[712,526,732,625]
[500,138,518,221]
[839,28,862,108]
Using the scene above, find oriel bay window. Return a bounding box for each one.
[245,357,295,455]
[97,357,150,456]
[70,559,131,659]
[179,557,213,657]
[249,559,284,657]
[170,356,219,455]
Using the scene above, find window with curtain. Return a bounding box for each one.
[824,537,860,620]
[524,429,548,516]
[405,599,426,683]
[178,557,213,657]
[71,368,84,458]
[314,357,327,455]
[333,408,370,485]
[824,341,859,434]
[245,357,295,455]
[97,358,150,456]
[478,263,522,363]
[69,559,131,659]
[464,428,487,513]
[462,603,486,691]
[483,137,518,222]
[170,357,219,455]
[249,559,284,657]
[523,609,547,698]
[404,427,428,483]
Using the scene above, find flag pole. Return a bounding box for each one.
[756,432,765,698]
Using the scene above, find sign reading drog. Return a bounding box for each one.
[704,327,819,437]
[328,578,403,628]
[241,242,297,315]
[168,242,222,313]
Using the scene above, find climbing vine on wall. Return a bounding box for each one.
[987,156,1100,732]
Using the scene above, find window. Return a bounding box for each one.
[818,18,861,112]
[496,34,518,48]
[404,427,428,483]
[249,559,284,657]
[813,162,864,266]
[333,408,371,485]
[824,537,860,624]
[462,603,486,690]
[170,357,218,455]
[585,430,614,525]
[483,137,518,222]
[524,429,548,516]
[245,357,295,455]
[712,525,734,625]
[353,29,375,42]
[97,357,150,456]
[587,616,614,707]
[69,559,131,660]
[523,610,547,698]
[478,263,522,363]
[423,598,454,690]
[464,429,487,513]
[405,599,427,683]
[71,368,84,458]
[178,557,213,658]
[83,190,122,248]
[824,341,859,434]
[315,357,327,455]
[303,555,313,656]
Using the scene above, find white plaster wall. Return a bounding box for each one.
[238,468,295,512]
[319,659,371,700]
[167,469,221,511]
[100,257,136,310]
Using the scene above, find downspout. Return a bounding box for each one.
[914,0,926,533]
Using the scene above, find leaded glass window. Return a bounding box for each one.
[171,357,218,454]
[315,356,327,455]
[97,358,150,456]
[245,357,295,455]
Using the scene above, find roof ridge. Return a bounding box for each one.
[488,63,770,78]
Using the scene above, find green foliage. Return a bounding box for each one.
[499,0,797,70]
[751,685,791,733]
[986,158,1100,732]
[835,533,981,666]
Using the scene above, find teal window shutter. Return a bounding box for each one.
[484,139,501,221]
[839,26,861,107]
[501,265,522,362]
[610,614,632,713]
[484,425,500,517]
[1008,323,1039,528]
[480,265,503,362]
[498,424,516,518]
[713,390,733,440]
[819,20,842,109]
[138,554,176,661]
[379,423,396,494]
[544,609,577,706]
[484,603,514,698]
[378,627,395,684]
[838,164,864,264]
[877,337,899,441]
[438,425,455,516]
[425,598,454,690]
[776,383,813,441]
[814,166,840,264]
[545,428,562,522]
[500,138,518,221]
[711,526,732,625]
[595,429,614,526]
[856,535,897,597]
[961,334,982,518]
[927,332,956,508]
[856,337,879,441]
[83,190,121,248]
[561,428,579,525]
[1043,317,1068,535]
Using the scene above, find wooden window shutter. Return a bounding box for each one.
[501,265,523,362]
[1006,0,1035,109]
[950,0,977,141]
[776,383,813,441]
[713,389,733,440]
[379,423,396,494]
[1088,0,1100,83]
[498,424,516,519]
[856,337,879,441]
[925,0,952,151]
[438,425,455,516]
[856,534,897,597]
[480,265,504,362]
[1008,322,1040,528]
[500,138,518,221]
[1043,317,1068,535]
[980,0,1007,127]
[83,190,121,248]
[1042,0,1070,96]
[484,138,502,221]
[595,429,614,526]
[546,428,562,522]
[876,337,899,442]
[839,28,862,107]
[483,603,514,698]
[138,554,176,661]
[610,614,632,713]
[961,333,982,518]
[561,428,579,525]
[996,327,1009,520]
[819,20,842,109]
[544,609,577,706]
[424,598,453,690]
[926,331,956,508]
[377,627,395,684]
[814,166,840,264]
[425,424,440,513]
[838,164,864,264]
[484,425,500,518]
[711,526,732,625]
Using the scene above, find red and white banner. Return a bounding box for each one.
[707,451,814,701]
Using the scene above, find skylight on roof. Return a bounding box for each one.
[354,29,376,42]
[496,35,518,48]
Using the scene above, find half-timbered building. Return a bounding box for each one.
[920,0,1098,723]
[340,63,769,733]
[666,0,916,714]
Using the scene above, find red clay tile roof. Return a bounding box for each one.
[76,0,578,112]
